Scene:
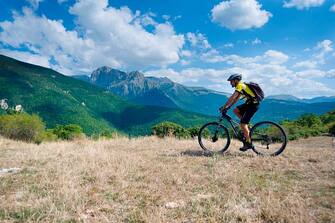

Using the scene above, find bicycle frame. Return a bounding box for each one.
[217,113,244,141]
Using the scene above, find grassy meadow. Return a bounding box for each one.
[0,136,334,222]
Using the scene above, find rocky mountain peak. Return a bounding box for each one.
[128,71,145,81]
[90,67,127,87]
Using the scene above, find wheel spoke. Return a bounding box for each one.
[251,137,267,141]
[251,121,287,156]
[198,123,230,153]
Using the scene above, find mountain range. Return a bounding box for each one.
[74,67,335,122]
[1,54,334,136]
[266,94,335,103]
[0,55,212,135]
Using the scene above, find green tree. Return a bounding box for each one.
[152,121,190,138]
[328,122,335,135]
[52,124,84,140]
[321,111,335,125]
[296,114,322,128]
[187,126,201,138]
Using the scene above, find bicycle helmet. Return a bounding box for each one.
[227,73,242,81]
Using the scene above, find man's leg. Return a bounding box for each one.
[240,123,251,143]
[235,107,249,140]
[239,103,259,151]
[233,108,242,119]
[235,104,247,139]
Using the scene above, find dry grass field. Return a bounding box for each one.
[0,136,334,223]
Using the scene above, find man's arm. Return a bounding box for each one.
[220,91,241,112]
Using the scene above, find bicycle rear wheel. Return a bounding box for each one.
[198,122,230,154]
[250,121,287,156]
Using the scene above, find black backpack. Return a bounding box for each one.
[245,82,264,102]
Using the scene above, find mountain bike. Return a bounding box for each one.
[198,111,287,156]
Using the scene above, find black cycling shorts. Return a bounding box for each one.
[236,102,259,124]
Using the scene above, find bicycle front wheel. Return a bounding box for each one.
[250,121,287,156]
[198,122,230,154]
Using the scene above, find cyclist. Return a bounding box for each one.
[219,74,260,151]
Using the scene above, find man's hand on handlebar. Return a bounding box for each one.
[219,106,229,114]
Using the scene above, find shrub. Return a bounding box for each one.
[328,122,335,136]
[35,129,58,143]
[52,124,84,140]
[187,126,200,138]
[0,113,45,143]
[152,121,190,138]
[174,127,190,139]
[296,114,322,128]
[99,130,120,138]
[91,130,123,140]
[321,111,335,124]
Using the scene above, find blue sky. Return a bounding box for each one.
[0,0,335,98]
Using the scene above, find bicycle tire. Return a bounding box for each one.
[198,122,231,154]
[250,121,287,156]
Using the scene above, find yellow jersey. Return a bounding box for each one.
[235,82,256,101]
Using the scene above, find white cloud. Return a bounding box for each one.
[293,39,335,75]
[138,13,158,26]
[162,15,170,20]
[295,69,326,78]
[314,39,333,64]
[331,4,335,12]
[162,15,182,21]
[186,32,211,49]
[202,51,251,64]
[316,39,333,53]
[280,78,334,97]
[201,49,289,65]
[211,0,272,30]
[180,50,192,57]
[0,0,185,75]
[292,39,335,71]
[201,49,227,63]
[69,0,184,69]
[146,68,228,84]
[326,69,335,77]
[146,65,335,97]
[147,47,334,98]
[293,60,317,69]
[251,38,262,45]
[146,68,185,83]
[183,32,217,65]
[0,49,51,68]
[283,0,325,10]
[27,0,44,10]
[223,43,234,48]
[263,50,289,64]
[0,8,95,74]
[180,59,191,66]
[57,0,67,4]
